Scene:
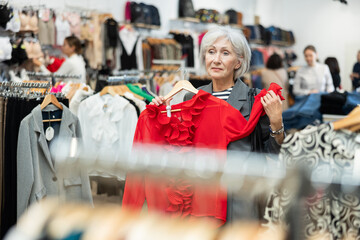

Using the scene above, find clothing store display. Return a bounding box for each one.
[67,12,81,38]
[319,91,347,115]
[69,87,94,115]
[55,14,71,46]
[0,4,11,29]
[178,0,196,18]
[264,123,360,239]
[5,39,28,65]
[5,9,20,32]
[0,37,12,61]
[1,97,69,238]
[84,13,103,69]
[17,103,93,218]
[119,28,143,70]
[293,62,334,96]
[104,18,118,48]
[126,84,153,102]
[40,54,86,83]
[123,83,284,225]
[283,93,323,130]
[171,33,194,67]
[38,16,55,45]
[19,11,38,32]
[24,39,43,59]
[78,93,138,180]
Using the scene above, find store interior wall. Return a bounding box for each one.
[9,0,360,91]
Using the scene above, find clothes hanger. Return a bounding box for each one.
[160,80,199,115]
[100,86,117,96]
[41,94,63,110]
[163,80,198,101]
[333,106,360,132]
[41,94,63,122]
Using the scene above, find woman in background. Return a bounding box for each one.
[34,36,86,83]
[293,45,334,97]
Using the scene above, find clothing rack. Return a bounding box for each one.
[53,142,360,240]
[26,72,81,79]
[0,81,50,89]
[107,76,141,85]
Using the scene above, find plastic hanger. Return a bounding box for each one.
[333,106,360,132]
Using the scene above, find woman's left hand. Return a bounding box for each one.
[260,90,283,129]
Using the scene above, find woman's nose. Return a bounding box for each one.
[213,53,221,63]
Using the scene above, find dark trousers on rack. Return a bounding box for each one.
[1,98,68,238]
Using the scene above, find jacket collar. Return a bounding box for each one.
[32,103,77,173]
[203,79,249,112]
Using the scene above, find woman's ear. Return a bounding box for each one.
[235,61,241,70]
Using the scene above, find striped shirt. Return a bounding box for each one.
[212,87,233,101]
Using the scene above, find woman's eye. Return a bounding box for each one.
[208,49,215,54]
[223,51,229,56]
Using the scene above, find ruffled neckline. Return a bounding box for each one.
[146,90,210,146]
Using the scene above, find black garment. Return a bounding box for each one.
[119,36,139,70]
[178,0,196,18]
[189,79,211,89]
[225,9,238,24]
[4,39,28,66]
[171,33,194,67]
[0,98,68,238]
[352,62,360,89]
[320,91,347,115]
[149,5,160,26]
[130,2,145,24]
[122,96,140,117]
[0,4,11,29]
[105,18,118,48]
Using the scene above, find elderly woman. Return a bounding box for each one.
[152,27,285,222]
[153,27,284,149]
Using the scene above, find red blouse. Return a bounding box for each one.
[123,83,284,225]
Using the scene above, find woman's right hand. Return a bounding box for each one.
[150,96,172,106]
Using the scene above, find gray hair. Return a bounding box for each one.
[200,26,251,79]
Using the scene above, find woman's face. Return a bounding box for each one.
[304,49,317,67]
[205,37,241,83]
[62,40,75,57]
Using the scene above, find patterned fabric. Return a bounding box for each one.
[263,123,360,239]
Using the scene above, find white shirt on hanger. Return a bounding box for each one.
[77,93,138,180]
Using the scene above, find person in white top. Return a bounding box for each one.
[34,36,86,83]
[293,45,334,97]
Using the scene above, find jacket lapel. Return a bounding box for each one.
[226,80,250,116]
[33,103,76,173]
[33,105,56,173]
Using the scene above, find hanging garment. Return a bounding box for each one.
[38,15,55,45]
[6,9,20,32]
[119,28,143,70]
[17,103,93,218]
[1,98,68,238]
[123,84,284,225]
[55,14,71,46]
[263,123,360,239]
[77,93,138,180]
